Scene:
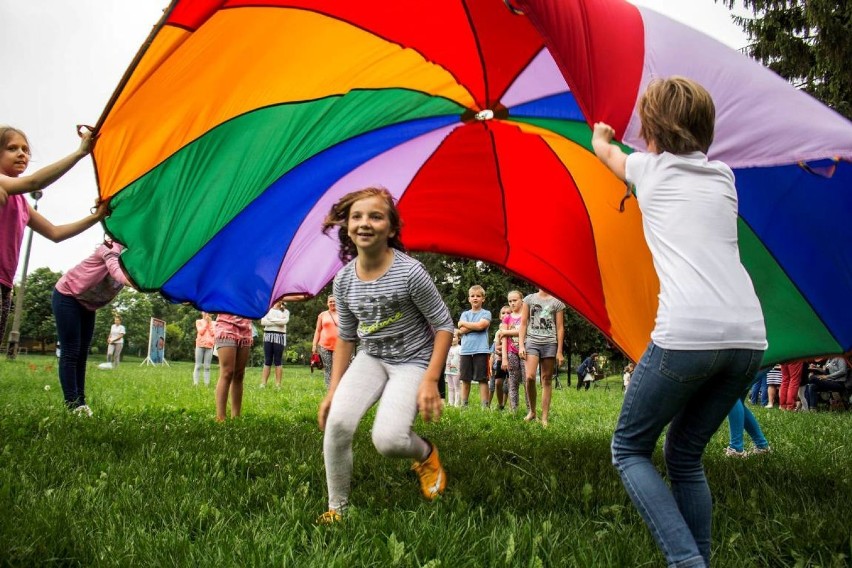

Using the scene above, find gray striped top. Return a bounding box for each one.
[333,250,454,367]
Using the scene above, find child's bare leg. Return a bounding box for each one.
[496,379,505,408]
[540,358,555,426]
[525,355,539,420]
[479,381,490,408]
[229,346,250,418]
[260,365,271,386]
[461,381,471,405]
[215,346,237,421]
[274,365,283,387]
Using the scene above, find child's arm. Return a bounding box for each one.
[518,303,530,359]
[0,130,93,196]
[418,329,453,423]
[27,200,107,243]
[501,334,509,370]
[459,318,490,331]
[592,122,627,182]
[555,309,565,367]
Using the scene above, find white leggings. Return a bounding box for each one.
[323,351,430,511]
[193,347,213,385]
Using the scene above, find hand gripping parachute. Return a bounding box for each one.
[92,0,852,364]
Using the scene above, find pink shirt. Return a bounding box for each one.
[0,194,30,288]
[55,243,128,311]
[502,313,522,354]
[214,314,254,347]
[195,318,216,348]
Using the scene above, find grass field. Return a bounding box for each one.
[1,355,850,567]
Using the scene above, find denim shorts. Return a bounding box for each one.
[524,342,557,359]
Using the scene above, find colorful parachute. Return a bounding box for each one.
[92,0,852,364]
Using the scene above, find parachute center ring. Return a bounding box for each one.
[475,109,495,121]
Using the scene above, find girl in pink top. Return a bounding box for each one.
[52,241,128,414]
[214,314,254,421]
[193,312,216,386]
[312,295,339,388]
[0,126,107,356]
[500,290,524,413]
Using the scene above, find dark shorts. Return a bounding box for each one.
[491,359,509,380]
[460,353,489,383]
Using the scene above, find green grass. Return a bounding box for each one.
[1,355,850,567]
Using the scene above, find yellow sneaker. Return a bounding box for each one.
[317,510,342,524]
[412,442,446,500]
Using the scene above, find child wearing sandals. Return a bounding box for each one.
[317,187,454,523]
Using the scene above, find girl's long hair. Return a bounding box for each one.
[321,186,405,262]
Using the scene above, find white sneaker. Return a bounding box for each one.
[74,405,94,417]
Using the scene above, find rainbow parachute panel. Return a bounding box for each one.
[93,0,852,364]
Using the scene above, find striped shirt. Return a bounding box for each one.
[766,365,782,386]
[333,250,453,367]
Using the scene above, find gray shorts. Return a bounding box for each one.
[524,342,557,359]
[215,338,239,349]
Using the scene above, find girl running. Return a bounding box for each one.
[317,187,454,523]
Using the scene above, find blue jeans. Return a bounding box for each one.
[727,399,768,452]
[748,368,768,405]
[611,343,763,568]
[52,289,96,409]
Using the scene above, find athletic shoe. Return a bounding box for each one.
[748,446,772,456]
[724,446,747,458]
[412,442,446,500]
[74,405,93,417]
[317,510,342,524]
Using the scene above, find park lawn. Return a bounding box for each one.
[1,355,850,567]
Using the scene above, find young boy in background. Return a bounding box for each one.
[458,285,491,407]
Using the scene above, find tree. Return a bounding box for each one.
[719,0,851,119]
[19,267,62,352]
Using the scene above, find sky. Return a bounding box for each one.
[0,0,749,282]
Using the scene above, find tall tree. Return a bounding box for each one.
[719,0,851,119]
[19,268,62,353]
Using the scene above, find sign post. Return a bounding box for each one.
[140,317,169,366]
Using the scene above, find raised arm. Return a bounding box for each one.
[591,122,627,182]
[0,129,94,196]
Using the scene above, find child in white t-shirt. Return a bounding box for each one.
[592,76,766,568]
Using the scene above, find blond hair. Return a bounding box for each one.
[468,285,486,298]
[638,76,715,154]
